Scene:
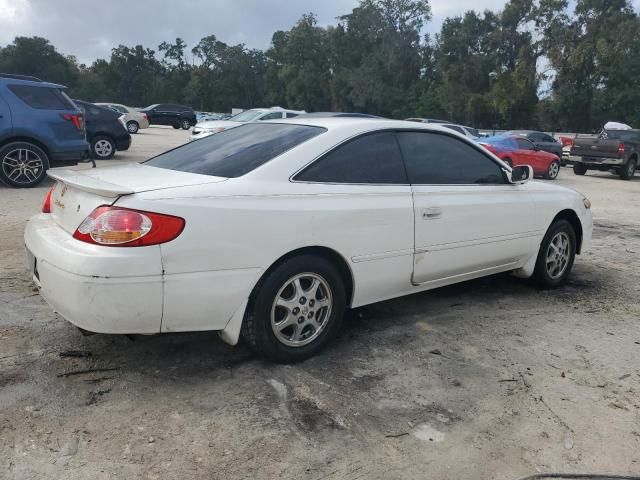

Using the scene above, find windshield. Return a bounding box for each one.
[229,109,265,122]
[145,123,325,177]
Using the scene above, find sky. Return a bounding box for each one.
[0,0,509,65]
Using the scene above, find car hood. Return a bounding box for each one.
[194,120,242,130]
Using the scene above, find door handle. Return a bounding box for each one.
[421,207,442,219]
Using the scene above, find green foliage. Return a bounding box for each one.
[1,0,638,131]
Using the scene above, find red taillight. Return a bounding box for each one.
[72,206,185,247]
[617,142,625,157]
[143,113,148,120]
[61,113,85,130]
[42,185,55,213]
[559,136,573,147]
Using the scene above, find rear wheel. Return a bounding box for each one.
[533,219,576,289]
[573,163,587,176]
[181,119,191,130]
[242,255,346,363]
[126,121,139,134]
[91,136,116,160]
[0,141,49,188]
[545,160,560,180]
[620,157,637,180]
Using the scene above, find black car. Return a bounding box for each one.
[506,130,562,159]
[74,100,131,160]
[140,104,197,130]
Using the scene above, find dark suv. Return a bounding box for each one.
[74,100,131,160]
[0,73,90,187]
[140,104,197,130]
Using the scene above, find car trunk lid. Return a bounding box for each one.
[571,137,621,159]
[47,163,227,233]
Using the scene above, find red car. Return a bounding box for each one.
[478,135,561,180]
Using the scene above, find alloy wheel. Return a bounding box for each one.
[270,272,333,347]
[546,232,571,279]
[94,139,113,158]
[1,148,44,185]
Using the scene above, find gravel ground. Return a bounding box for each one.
[1,127,639,480]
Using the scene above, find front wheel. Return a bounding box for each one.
[0,141,50,188]
[181,119,191,130]
[172,124,180,130]
[545,160,560,180]
[91,136,116,160]
[573,163,587,176]
[242,255,346,363]
[620,157,637,180]
[532,219,576,288]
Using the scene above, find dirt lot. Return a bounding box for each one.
[1,127,639,480]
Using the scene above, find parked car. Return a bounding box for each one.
[405,117,449,124]
[0,73,89,188]
[190,107,306,141]
[432,123,481,139]
[95,103,149,134]
[25,119,592,363]
[505,130,563,160]
[558,136,574,166]
[74,100,131,160]
[139,104,197,130]
[478,135,561,179]
[298,112,381,118]
[570,128,640,180]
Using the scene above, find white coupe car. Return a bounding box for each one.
[189,107,305,141]
[25,119,593,363]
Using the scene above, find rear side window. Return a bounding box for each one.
[397,131,504,185]
[8,84,75,110]
[295,132,407,184]
[145,123,325,178]
[515,138,534,150]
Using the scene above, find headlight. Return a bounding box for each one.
[583,197,591,209]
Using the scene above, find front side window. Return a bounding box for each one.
[8,85,76,110]
[294,131,407,184]
[515,138,535,150]
[230,109,263,122]
[145,123,325,178]
[286,112,299,118]
[259,112,284,121]
[397,131,505,185]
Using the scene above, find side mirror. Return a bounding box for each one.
[507,165,533,184]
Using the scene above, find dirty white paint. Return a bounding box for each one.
[412,423,446,443]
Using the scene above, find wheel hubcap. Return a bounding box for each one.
[2,148,44,185]
[270,273,332,347]
[546,232,571,279]
[94,140,113,157]
[128,123,137,132]
[549,162,559,178]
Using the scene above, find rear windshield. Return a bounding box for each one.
[145,123,326,178]
[8,84,76,110]
[600,130,640,141]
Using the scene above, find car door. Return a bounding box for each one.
[0,93,12,135]
[396,130,535,285]
[155,104,174,125]
[515,137,544,174]
[293,130,415,306]
[537,133,561,157]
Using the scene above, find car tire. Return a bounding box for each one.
[126,121,139,134]
[172,124,180,130]
[503,157,513,168]
[181,119,191,130]
[0,141,50,188]
[545,160,560,180]
[242,254,346,363]
[620,157,637,180]
[91,136,116,160]
[532,219,576,289]
[573,164,587,175]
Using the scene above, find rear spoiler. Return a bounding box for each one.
[47,168,135,197]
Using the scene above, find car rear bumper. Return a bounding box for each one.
[24,214,163,334]
[115,135,131,151]
[570,155,624,166]
[50,146,91,166]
